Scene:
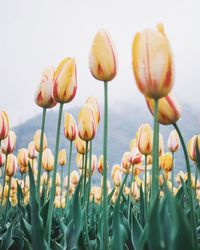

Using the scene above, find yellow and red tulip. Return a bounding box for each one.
[28,141,38,159]
[42,148,54,172]
[6,154,18,177]
[121,152,131,172]
[0,111,9,140]
[137,123,153,155]
[89,29,117,82]
[33,130,47,152]
[78,103,96,141]
[86,96,100,125]
[132,23,174,99]
[34,67,57,109]
[64,113,77,141]
[53,58,77,103]
[74,136,88,155]
[0,152,5,167]
[188,135,199,162]
[1,131,16,155]
[129,147,143,165]
[17,148,29,169]
[160,152,173,172]
[146,92,181,125]
[58,149,67,167]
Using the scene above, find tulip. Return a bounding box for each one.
[0,152,5,168]
[112,170,122,187]
[64,113,77,141]
[111,164,121,179]
[70,170,80,186]
[137,123,153,155]
[78,103,96,141]
[1,131,16,155]
[34,67,57,109]
[130,138,137,151]
[0,111,9,140]
[42,148,54,172]
[97,154,108,174]
[53,58,77,103]
[33,130,47,152]
[188,135,198,162]
[167,130,180,153]
[132,23,174,99]
[146,93,181,125]
[74,136,88,155]
[86,96,100,126]
[121,152,131,172]
[17,148,29,169]
[89,29,117,82]
[161,152,173,173]
[58,149,67,167]
[6,154,17,177]
[159,133,164,156]
[28,141,38,159]
[129,147,143,165]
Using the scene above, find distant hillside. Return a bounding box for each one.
[13,103,200,184]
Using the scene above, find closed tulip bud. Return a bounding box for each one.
[75,153,83,169]
[55,173,61,186]
[78,103,96,141]
[0,111,9,140]
[132,23,174,99]
[129,147,143,165]
[161,152,173,172]
[167,130,180,153]
[42,148,54,172]
[0,152,5,167]
[34,67,57,109]
[17,148,29,168]
[70,170,79,186]
[94,186,102,204]
[28,141,38,159]
[89,29,117,82]
[33,130,47,152]
[131,182,140,201]
[6,154,18,177]
[146,93,181,125]
[147,155,153,165]
[64,113,77,141]
[112,170,122,187]
[88,154,97,175]
[129,138,137,151]
[86,96,100,125]
[74,136,88,155]
[53,58,77,103]
[58,149,67,166]
[1,131,16,154]
[121,152,131,172]
[137,123,153,155]
[97,154,108,174]
[188,135,199,162]
[111,164,121,179]
[19,165,28,174]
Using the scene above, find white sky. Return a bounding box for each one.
[0,0,200,126]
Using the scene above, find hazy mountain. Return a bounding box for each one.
[13,103,200,184]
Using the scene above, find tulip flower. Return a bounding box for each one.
[78,103,96,142]
[129,147,143,165]
[74,136,88,155]
[112,169,122,187]
[167,130,180,153]
[1,131,16,155]
[34,67,57,109]
[0,111,9,140]
[70,170,80,187]
[130,138,137,151]
[53,58,77,103]
[159,133,164,156]
[89,29,117,82]
[188,135,198,162]
[33,130,47,152]
[86,96,100,126]
[146,92,181,125]
[97,154,109,174]
[42,148,54,172]
[17,148,29,168]
[28,141,38,160]
[137,123,153,156]
[89,29,118,248]
[58,149,67,167]
[6,154,18,177]
[121,152,131,173]
[0,152,5,168]
[132,23,174,99]
[161,152,173,173]
[64,113,77,142]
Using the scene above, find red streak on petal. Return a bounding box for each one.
[166,96,180,119]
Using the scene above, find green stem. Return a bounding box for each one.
[144,155,147,221]
[195,166,198,205]
[150,98,159,206]
[46,103,63,247]
[4,176,11,225]
[60,166,64,205]
[103,81,109,249]
[36,107,46,203]
[83,141,89,203]
[81,154,85,197]
[173,123,197,248]
[87,140,93,213]
[66,141,73,206]
[172,152,174,194]
[1,154,8,207]
[45,171,50,201]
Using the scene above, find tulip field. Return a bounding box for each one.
[0,24,200,250]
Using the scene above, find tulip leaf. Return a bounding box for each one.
[139,185,145,227]
[131,208,143,250]
[28,162,48,250]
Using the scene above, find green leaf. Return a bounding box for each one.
[28,162,48,250]
[0,217,17,249]
[139,185,145,227]
[131,208,143,250]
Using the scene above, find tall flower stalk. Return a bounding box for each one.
[66,141,73,206]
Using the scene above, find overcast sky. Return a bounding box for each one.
[1,0,200,127]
